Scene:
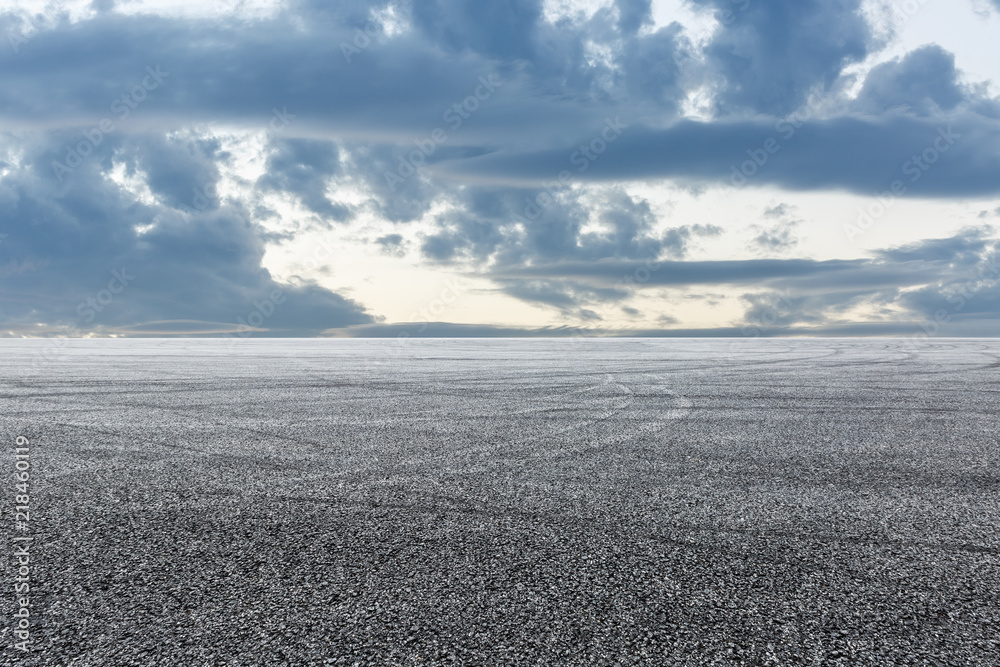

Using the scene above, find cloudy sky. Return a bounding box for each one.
[1,0,999,337]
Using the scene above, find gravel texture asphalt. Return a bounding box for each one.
[1,338,999,666]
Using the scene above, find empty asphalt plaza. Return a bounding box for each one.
[2,338,998,665]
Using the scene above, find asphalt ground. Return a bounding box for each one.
[1,338,999,666]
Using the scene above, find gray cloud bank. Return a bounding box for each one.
[1,0,999,336]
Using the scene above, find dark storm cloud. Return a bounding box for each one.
[0,2,634,147]
[498,257,868,286]
[0,132,372,336]
[615,0,653,35]
[421,234,460,262]
[689,0,872,115]
[128,133,224,211]
[738,228,1000,334]
[479,227,999,336]
[407,185,724,315]
[853,46,965,116]
[616,23,687,107]
[876,227,994,263]
[881,228,1000,323]
[409,0,542,61]
[494,278,625,320]
[432,116,999,196]
[491,231,992,305]
[417,187,717,268]
[2,0,1000,335]
[257,139,351,221]
[0,1,996,196]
